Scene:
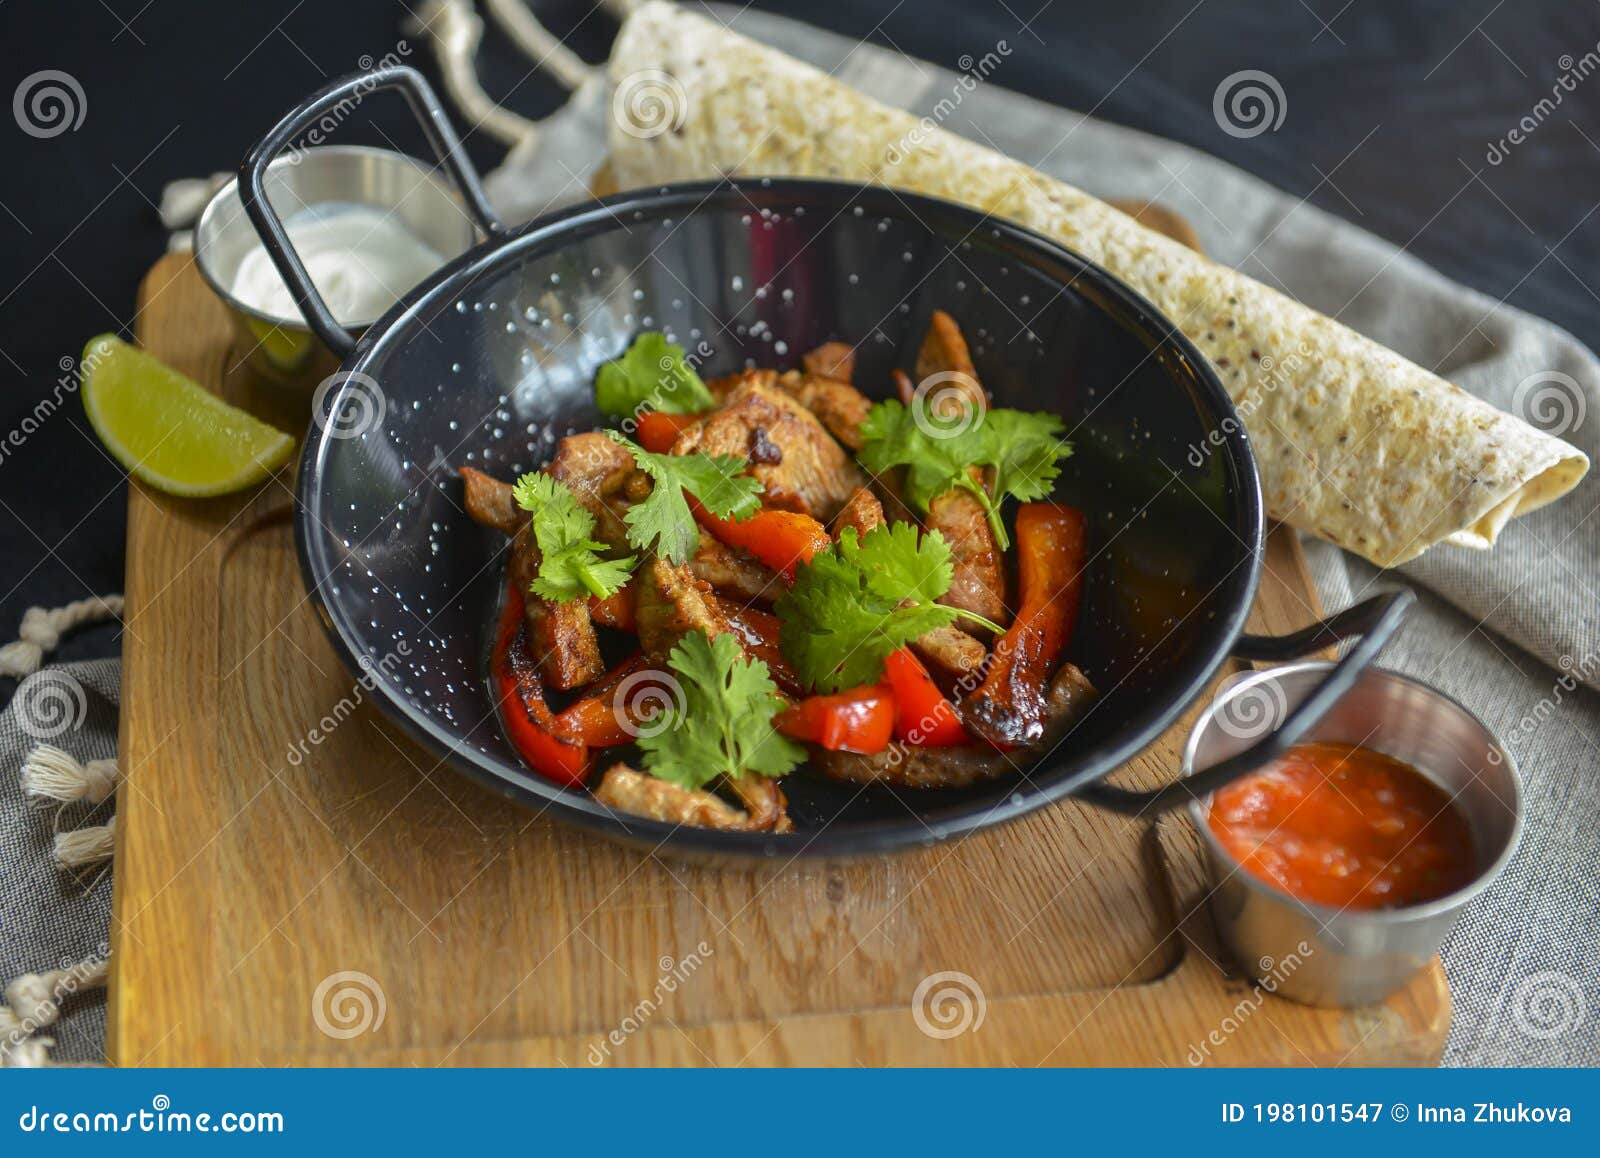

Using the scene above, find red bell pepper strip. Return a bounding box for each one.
[713,597,805,697]
[964,503,1088,746]
[588,583,637,631]
[776,683,897,754]
[635,409,700,453]
[555,652,648,748]
[491,583,588,786]
[691,499,831,581]
[882,647,973,747]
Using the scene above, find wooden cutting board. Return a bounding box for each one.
[106,253,1448,1067]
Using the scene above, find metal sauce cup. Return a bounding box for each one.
[1185,662,1523,1007]
[194,145,476,388]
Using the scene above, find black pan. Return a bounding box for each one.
[247,68,1410,859]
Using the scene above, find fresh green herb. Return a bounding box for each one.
[775,523,1001,692]
[606,433,763,563]
[856,400,1069,549]
[511,472,636,602]
[639,631,804,790]
[594,332,716,418]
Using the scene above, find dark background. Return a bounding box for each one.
[1,0,1597,667]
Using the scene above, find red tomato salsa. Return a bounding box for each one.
[1207,742,1477,910]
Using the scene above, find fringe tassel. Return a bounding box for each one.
[21,744,118,806]
[0,596,124,678]
[0,953,109,1068]
[54,817,115,869]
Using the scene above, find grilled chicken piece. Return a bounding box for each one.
[690,529,782,605]
[898,312,1009,631]
[778,372,872,451]
[461,467,522,534]
[706,367,778,402]
[915,309,986,407]
[634,557,735,669]
[927,478,1009,630]
[543,431,638,551]
[834,487,989,685]
[801,341,856,384]
[595,764,790,832]
[810,663,1097,789]
[507,521,604,689]
[674,381,866,520]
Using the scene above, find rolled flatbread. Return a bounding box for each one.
[604,1,1587,568]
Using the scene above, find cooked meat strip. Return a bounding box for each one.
[724,773,794,834]
[833,486,886,538]
[460,467,522,535]
[634,557,735,669]
[690,529,783,604]
[543,431,638,550]
[809,662,1097,790]
[914,309,987,410]
[507,521,604,689]
[926,477,1009,630]
[801,341,856,384]
[674,380,866,520]
[777,370,873,451]
[890,313,1009,631]
[706,367,778,402]
[834,486,989,685]
[595,764,787,832]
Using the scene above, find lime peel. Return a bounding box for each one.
[80,334,295,497]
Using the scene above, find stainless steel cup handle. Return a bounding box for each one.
[1077,588,1415,817]
[238,65,504,358]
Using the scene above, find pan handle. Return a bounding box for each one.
[1075,588,1415,817]
[239,65,504,358]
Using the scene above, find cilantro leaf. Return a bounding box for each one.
[856,399,1071,549]
[984,409,1069,503]
[776,524,994,692]
[511,472,636,602]
[607,433,763,563]
[594,332,716,418]
[639,631,805,790]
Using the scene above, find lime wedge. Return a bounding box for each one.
[81,334,295,497]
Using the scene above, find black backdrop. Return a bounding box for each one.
[2,0,1597,666]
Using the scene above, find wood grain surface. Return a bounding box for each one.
[106,253,1448,1067]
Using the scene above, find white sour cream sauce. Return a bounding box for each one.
[230,203,445,325]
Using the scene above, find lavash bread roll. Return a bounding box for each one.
[605,1,1587,568]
